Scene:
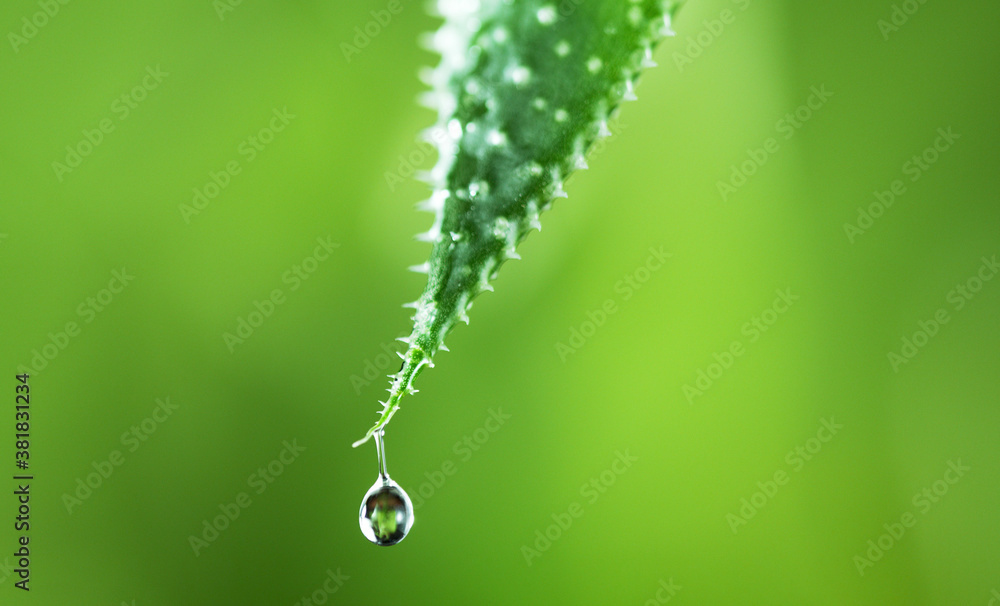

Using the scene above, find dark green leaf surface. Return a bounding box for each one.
[355,0,680,446]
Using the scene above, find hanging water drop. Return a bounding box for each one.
[359,430,414,546]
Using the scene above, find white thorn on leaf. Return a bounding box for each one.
[417,66,436,85]
[661,14,676,37]
[414,170,436,185]
[415,228,441,242]
[416,91,442,110]
[417,190,448,212]
[417,31,436,51]
[623,81,638,101]
[642,47,658,68]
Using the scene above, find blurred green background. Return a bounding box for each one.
[1,0,998,604]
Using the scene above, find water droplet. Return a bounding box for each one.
[628,6,643,27]
[486,129,508,146]
[469,180,489,199]
[508,65,531,85]
[491,26,509,43]
[359,431,414,546]
[464,78,482,96]
[536,6,557,25]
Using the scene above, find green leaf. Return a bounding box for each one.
[354,0,680,447]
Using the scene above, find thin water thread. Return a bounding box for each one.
[374,429,389,481]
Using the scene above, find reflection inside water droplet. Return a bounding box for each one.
[359,479,414,546]
[359,430,414,546]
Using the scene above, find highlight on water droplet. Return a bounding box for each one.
[359,430,414,546]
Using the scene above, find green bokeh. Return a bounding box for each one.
[1,0,998,604]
